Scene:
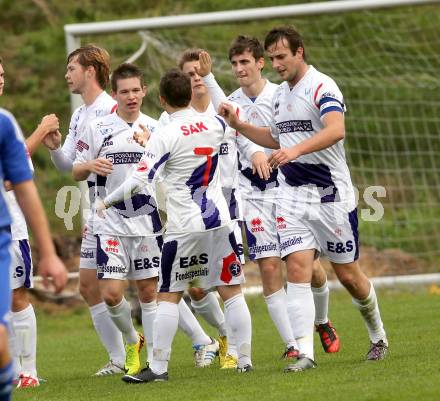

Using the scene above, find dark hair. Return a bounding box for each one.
[264,26,306,61]
[178,48,203,70]
[111,63,144,92]
[228,35,264,61]
[159,68,191,108]
[67,44,111,89]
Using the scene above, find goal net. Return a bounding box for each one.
[66,0,440,275]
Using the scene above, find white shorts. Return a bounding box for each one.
[80,224,97,269]
[243,198,280,260]
[96,234,162,281]
[159,224,245,293]
[277,202,359,264]
[10,239,33,290]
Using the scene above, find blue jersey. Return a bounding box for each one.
[0,108,33,229]
[0,108,32,327]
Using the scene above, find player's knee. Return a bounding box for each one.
[137,285,157,304]
[188,287,206,302]
[101,288,122,307]
[336,270,358,293]
[11,288,29,312]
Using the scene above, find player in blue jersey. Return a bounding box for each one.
[0,57,67,401]
[219,26,388,371]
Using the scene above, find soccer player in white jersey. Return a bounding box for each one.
[170,49,267,369]
[72,63,162,381]
[199,35,341,363]
[36,45,126,376]
[1,57,63,388]
[220,26,388,371]
[101,68,253,382]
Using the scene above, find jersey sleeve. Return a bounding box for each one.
[313,78,346,119]
[0,112,33,184]
[104,132,171,207]
[202,73,228,112]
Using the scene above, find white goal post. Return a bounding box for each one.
[63,0,440,275]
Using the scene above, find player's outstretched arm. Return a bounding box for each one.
[12,179,68,293]
[72,158,113,181]
[268,111,345,168]
[219,102,279,149]
[198,51,228,110]
[26,114,60,156]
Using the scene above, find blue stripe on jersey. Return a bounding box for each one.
[159,240,178,292]
[112,194,163,232]
[243,222,257,261]
[238,154,279,191]
[0,229,12,326]
[186,154,221,230]
[319,96,344,108]
[280,162,340,203]
[214,116,226,133]
[222,187,239,220]
[228,230,242,261]
[321,106,343,117]
[18,239,32,289]
[348,208,360,261]
[95,175,108,200]
[87,180,96,205]
[148,152,170,181]
[95,235,109,280]
[155,235,164,252]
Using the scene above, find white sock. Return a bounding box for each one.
[312,281,330,325]
[286,282,315,361]
[352,283,387,345]
[264,288,298,349]
[191,292,227,337]
[89,302,125,365]
[7,314,21,377]
[177,299,211,346]
[12,305,37,377]
[140,301,157,364]
[223,294,252,368]
[106,298,138,344]
[151,302,179,375]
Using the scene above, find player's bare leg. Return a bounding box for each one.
[80,269,125,374]
[311,260,340,353]
[332,261,388,360]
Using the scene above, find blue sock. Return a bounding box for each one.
[0,362,13,401]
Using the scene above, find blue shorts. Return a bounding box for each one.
[0,228,12,327]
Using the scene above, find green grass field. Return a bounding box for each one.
[13,287,440,401]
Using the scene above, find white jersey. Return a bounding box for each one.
[74,112,162,237]
[105,108,231,233]
[159,104,260,221]
[7,155,34,240]
[62,91,117,164]
[203,73,275,201]
[270,65,355,209]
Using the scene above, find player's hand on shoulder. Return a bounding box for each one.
[89,157,113,176]
[268,146,300,168]
[38,254,68,294]
[133,124,151,147]
[251,151,272,180]
[42,129,62,150]
[40,114,59,135]
[196,51,212,77]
